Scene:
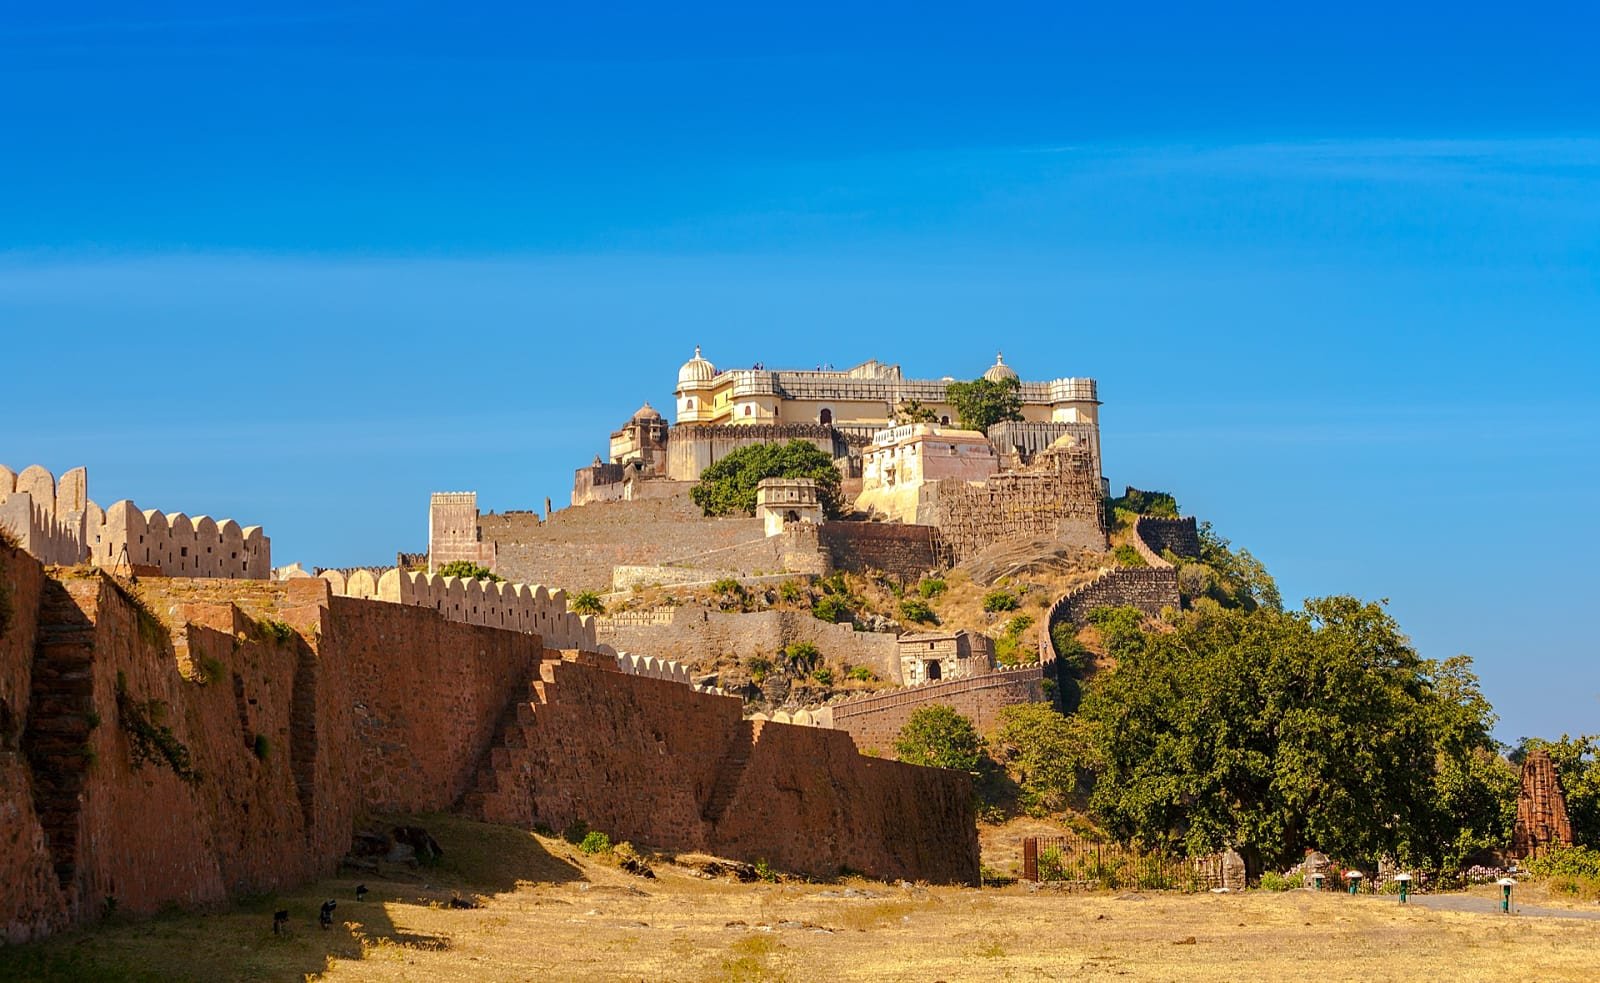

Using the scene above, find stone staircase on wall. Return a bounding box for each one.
[457,658,562,823]
[21,579,99,899]
[702,720,758,824]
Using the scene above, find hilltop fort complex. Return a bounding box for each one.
[0,349,1573,945]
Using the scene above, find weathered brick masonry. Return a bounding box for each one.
[0,546,978,941]
[817,666,1044,754]
[923,446,1104,564]
[462,658,978,883]
[818,522,942,581]
[596,604,903,682]
[1038,515,1192,664]
[483,496,765,591]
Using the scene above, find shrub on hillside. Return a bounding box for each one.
[1112,544,1146,568]
[811,666,834,686]
[917,577,948,599]
[898,598,938,624]
[982,589,1019,613]
[578,830,613,855]
[782,641,820,671]
[812,594,852,624]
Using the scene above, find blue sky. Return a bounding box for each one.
[2,2,1597,743]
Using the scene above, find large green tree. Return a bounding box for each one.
[895,705,984,772]
[690,439,845,518]
[945,376,1023,432]
[991,703,1092,815]
[1081,597,1512,870]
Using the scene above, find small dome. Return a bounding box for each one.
[633,401,662,420]
[984,351,1019,383]
[677,346,716,386]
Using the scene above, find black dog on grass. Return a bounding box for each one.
[272,910,289,934]
[319,899,337,929]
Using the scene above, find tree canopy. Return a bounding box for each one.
[945,376,1023,432]
[690,439,845,518]
[1080,597,1510,871]
[894,705,983,772]
[434,560,502,582]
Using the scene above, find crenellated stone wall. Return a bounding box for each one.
[1,464,271,578]
[1038,515,1187,665]
[814,665,1045,755]
[0,546,979,941]
[313,567,595,650]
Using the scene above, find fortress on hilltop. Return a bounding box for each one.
[572,349,1104,507]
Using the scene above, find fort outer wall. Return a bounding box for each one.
[481,494,767,592]
[595,604,904,683]
[461,659,979,884]
[1,547,979,941]
[814,666,1045,756]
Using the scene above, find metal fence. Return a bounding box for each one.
[1022,834,1225,891]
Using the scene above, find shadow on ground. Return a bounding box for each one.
[0,813,583,982]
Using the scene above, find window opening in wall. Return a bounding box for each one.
[926,660,942,680]
[819,408,833,425]
[181,546,188,557]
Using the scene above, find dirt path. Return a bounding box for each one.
[1408,893,1600,921]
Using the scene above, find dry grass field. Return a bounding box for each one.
[5,814,1597,982]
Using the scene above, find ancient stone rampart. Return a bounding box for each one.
[594,605,903,683]
[922,446,1104,565]
[1,465,270,578]
[460,660,978,884]
[89,502,271,578]
[484,494,767,592]
[0,465,91,566]
[814,665,1045,755]
[1130,515,1201,562]
[1038,516,1186,665]
[0,547,978,940]
[315,567,595,650]
[818,522,941,581]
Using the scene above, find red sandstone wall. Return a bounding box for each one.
[2,556,979,941]
[717,721,979,882]
[825,667,1045,755]
[0,546,66,942]
[327,594,541,812]
[464,658,979,884]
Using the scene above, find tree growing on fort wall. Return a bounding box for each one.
[945,376,1023,431]
[691,440,845,518]
[435,560,503,582]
